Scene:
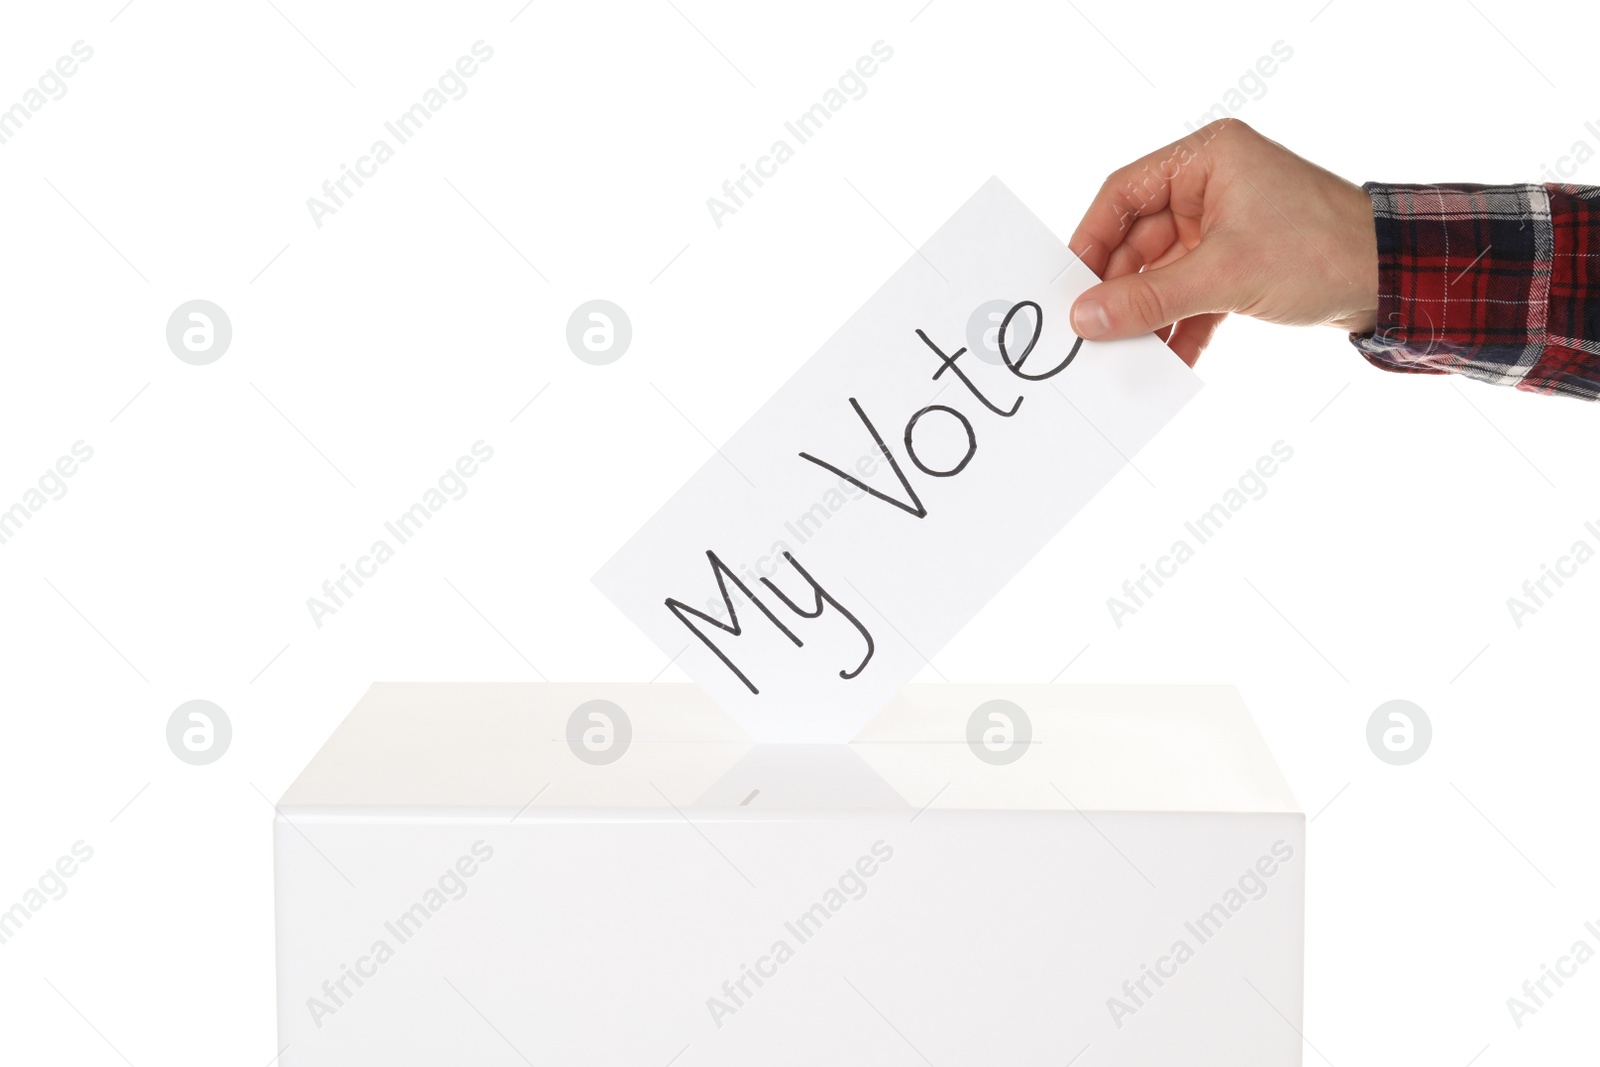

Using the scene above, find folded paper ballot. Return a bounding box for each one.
[274,683,1304,1065]
[595,178,1202,742]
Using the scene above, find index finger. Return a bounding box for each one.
[1068,128,1215,277]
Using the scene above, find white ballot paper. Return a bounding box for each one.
[595,177,1202,741]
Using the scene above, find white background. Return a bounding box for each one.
[0,0,1595,1063]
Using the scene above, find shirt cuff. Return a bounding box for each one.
[1349,182,1600,400]
[1349,182,1555,383]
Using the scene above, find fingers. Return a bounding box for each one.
[1104,210,1179,279]
[1071,241,1235,341]
[1067,131,1214,276]
[1165,312,1228,366]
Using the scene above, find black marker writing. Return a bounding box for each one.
[758,552,874,680]
[915,330,1022,417]
[903,405,976,478]
[666,550,802,695]
[799,300,1077,523]
[1000,300,1080,380]
[665,549,874,693]
[798,397,928,519]
[669,300,1081,696]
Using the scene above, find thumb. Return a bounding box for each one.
[1071,244,1235,341]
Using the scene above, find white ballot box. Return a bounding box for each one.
[274,683,1304,1065]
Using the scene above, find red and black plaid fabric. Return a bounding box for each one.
[1350,182,1600,401]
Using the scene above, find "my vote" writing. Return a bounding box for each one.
[595,177,1200,740]
[664,301,1082,695]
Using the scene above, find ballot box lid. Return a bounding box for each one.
[277,683,1298,815]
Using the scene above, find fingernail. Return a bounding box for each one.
[1073,298,1110,340]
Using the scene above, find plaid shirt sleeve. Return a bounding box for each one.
[1349,182,1600,401]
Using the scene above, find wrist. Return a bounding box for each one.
[1333,180,1379,334]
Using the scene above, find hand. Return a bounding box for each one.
[1067,120,1379,365]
